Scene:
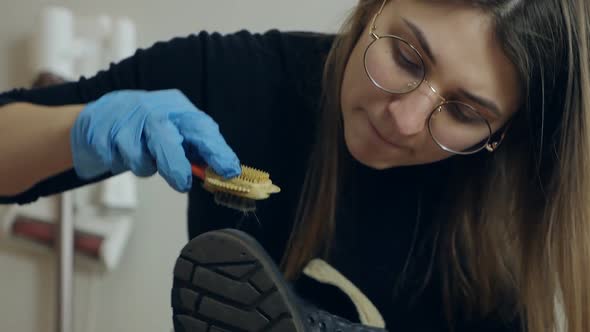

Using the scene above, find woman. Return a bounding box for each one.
[1,0,588,331]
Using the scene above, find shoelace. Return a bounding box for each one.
[303,258,386,329]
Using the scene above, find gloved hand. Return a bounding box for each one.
[71,89,241,192]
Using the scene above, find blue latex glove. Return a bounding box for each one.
[71,89,241,192]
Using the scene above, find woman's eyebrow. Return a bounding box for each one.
[402,18,437,65]
[402,18,503,117]
[458,88,502,117]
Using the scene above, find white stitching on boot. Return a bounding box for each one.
[302,258,386,329]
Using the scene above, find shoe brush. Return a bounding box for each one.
[191,164,281,212]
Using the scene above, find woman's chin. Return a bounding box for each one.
[344,130,396,170]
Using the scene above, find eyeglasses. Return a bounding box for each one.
[364,0,508,155]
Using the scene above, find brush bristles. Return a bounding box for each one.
[214,192,257,212]
[238,165,270,183]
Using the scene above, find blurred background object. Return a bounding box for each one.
[3,6,139,332]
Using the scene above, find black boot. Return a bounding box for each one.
[171,228,388,332]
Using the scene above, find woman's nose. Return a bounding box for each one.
[387,84,441,136]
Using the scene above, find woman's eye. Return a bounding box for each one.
[447,105,484,123]
[393,44,422,75]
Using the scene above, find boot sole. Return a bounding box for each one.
[171,228,306,332]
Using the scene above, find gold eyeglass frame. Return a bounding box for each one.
[363,0,509,155]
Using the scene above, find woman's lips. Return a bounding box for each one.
[366,117,408,151]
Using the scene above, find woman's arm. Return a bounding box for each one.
[0,102,83,195]
[0,30,293,204]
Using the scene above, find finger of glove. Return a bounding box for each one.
[145,121,193,192]
[175,112,241,179]
[112,116,158,177]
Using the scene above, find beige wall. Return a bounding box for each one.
[0,1,356,331]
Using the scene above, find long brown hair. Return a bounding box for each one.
[281,0,590,331]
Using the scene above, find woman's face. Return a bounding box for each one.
[341,0,522,169]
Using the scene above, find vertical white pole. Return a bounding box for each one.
[57,192,74,332]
